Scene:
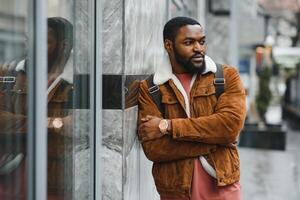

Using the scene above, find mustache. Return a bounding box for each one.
[190,53,204,59]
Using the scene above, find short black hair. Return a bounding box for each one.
[48,17,73,48]
[163,16,201,42]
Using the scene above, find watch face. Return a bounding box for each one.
[159,119,168,132]
[53,118,63,128]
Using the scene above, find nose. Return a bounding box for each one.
[194,42,205,53]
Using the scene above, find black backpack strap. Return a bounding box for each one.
[214,64,225,99]
[145,74,165,116]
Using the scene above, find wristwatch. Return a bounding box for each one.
[158,119,169,135]
[52,117,63,129]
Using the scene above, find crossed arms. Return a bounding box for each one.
[138,67,246,162]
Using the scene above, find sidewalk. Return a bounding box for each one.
[240,123,300,200]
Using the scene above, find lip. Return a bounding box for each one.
[191,57,204,62]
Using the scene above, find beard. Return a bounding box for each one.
[173,44,206,74]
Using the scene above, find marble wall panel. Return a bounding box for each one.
[124,139,140,200]
[122,106,159,199]
[123,106,138,158]
[124,0,168,75]
[139,150,160,200]
[123,106,139,199]
[103,109,123,153]
[73,109,91,199]
[103,0,123,74]
[74,149,90,200]
[74,0,92,74]
[102,146,123,200]
[102,109,123,199]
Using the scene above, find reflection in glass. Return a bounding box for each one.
[0,0,94,199]
[46,17,74,200]
[47,1,94,199]
[0,0,28,199]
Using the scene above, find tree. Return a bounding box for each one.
[256,66,272,123]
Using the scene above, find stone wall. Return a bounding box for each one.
[102,0,166,198]
[102,0,198,199]
[102,0,124,198]
[102,0,197,200]
[123,0,167,199]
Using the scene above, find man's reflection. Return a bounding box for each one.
[0,17,74,200]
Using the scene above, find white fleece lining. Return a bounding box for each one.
[170,72,217,179]
[47,51,73,95]
[170,74,191,117]
[155,55,218,179]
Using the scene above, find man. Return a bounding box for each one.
[0,17,74,200]
[138,17,246,199]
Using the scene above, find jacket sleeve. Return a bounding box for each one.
[138,80,216,163]
[0,91,27,135]
[0,111,27,135]
[171,67,246,145]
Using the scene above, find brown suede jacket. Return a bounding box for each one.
[0,70,73,195]
[138,64,246,198]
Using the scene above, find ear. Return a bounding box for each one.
[164,39,173,54]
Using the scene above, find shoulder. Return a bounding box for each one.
[221,64,241,80]
[221,64,245,92]
[222,64,239,74]
[139,78,149,93]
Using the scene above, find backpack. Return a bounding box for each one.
[146,64,225,116]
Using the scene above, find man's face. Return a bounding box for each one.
[172,24,206,73]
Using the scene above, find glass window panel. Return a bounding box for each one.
[0,0,28,199]
[47,0,94,199]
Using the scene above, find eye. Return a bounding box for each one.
[200,40,206,45]
[184,40,192,45]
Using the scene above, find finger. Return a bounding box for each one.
[141,117,149,122]
[146,115,155,120]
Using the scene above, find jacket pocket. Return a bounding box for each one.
[210,146,240,179]
[161,94,178,104]
[152,159,192,188]
[161,94,185,118]
[193,84,215,97]
[192,85,217,116]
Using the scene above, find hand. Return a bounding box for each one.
[138,115,164,142]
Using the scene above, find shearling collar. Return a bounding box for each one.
[47,50,73,94]
[153,54,217,85]
[16,50,73,85]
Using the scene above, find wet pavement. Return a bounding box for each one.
[240,122,300,200]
